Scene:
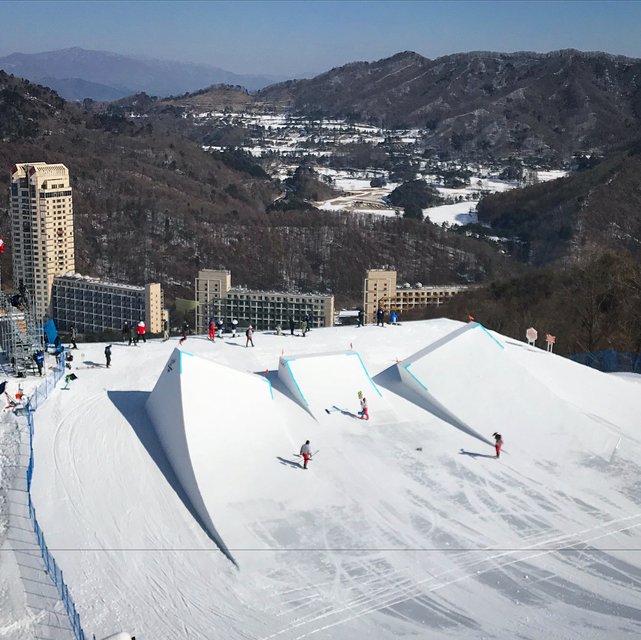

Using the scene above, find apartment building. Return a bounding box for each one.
[9,163,75,318]
[363,269,467,321]
[195,268,334,332]
[52,273,164,334]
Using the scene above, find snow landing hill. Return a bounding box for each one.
[23,319,641,639]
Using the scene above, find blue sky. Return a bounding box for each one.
[1,0,639,76]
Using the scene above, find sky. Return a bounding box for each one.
[1,0,640,77]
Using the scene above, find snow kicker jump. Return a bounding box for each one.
[145,348,277,566]
[278,350,392,422]
[398,322,621,460]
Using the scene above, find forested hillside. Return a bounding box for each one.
[0,72,510,306]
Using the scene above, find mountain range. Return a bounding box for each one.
[0,47,290,100]
[112,49,641,160]
[257,49,641,159]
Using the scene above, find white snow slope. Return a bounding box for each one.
[26,319,641,639]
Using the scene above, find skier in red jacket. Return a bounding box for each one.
[208,318,216,342]
[493,432,503,458]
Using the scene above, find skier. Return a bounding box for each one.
[33,351,44,376]
[493,432,503,458]
[300,440,312,469]
[208,318,216,342]
[376,307,385,327]
[289,316,295,336]
[390,310,398,325]
[70,326,78,349]
[137,320,147,343]
[104,344,112,368]
[357,309,364,327]
[179,321,190,346]
[231,319,238,338]
[245,325,254,347]
[358,396,369,421]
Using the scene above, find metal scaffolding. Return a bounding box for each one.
[0,289,44,377]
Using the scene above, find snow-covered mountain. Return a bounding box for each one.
[3,318,641,639]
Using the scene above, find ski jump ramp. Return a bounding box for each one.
[145,348,277,565]
[278,350,393,422]
[397,322,620,458]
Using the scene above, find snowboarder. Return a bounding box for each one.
[104,344,112,368]
[358,396,369,421]
[376,307,385,327]
[33,351,44,376]
[137,320,147,343]
[300,440,312,469]
[208,318,216,341]
[179,321,189,345]
[70,326,78,349]
[289,316,295,335]
[231,319,238,338]
[493,432,503,458]
[245,325,255,347]
[390,310,398,325]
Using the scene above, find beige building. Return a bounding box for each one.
[364,269,467,321]
[196,268,334,332]
[9,163,75,318]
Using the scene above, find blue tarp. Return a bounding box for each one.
[43,319,59,347]
[568,350,641,374]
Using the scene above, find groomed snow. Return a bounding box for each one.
[26,320,641,639]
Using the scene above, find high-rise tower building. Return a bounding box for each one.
[9,163,75,318]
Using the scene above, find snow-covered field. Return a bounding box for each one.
[16,319,641,639]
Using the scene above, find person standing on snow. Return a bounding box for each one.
[104,344,112,368]
[245,325,254,347]
[390,310,398,325]
[137,320,146,343]
[231,319,238,338]
[289,316,295,336]
[217,318,225,337]
[179,321,189,345]
[208,318,216,342]
[300,318,308,337]
[376,308,385,327]
[34,351,44,376]
[70,326,78,349]
[358,396,369,421]
[300,440,312,469]
[493,432,503,458]
[357,309,364,327]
